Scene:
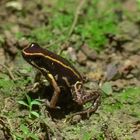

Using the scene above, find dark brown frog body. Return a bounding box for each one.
[22,43,100,116]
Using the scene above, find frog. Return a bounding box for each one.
[22,43,101,116]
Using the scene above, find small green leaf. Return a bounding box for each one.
[18,101,28,107]
[101,82,113,95]
[31,100,41,106]
[20,124,29,134]
[31,111,40,118]
[25,94,32,105]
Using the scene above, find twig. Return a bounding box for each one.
[68,0,86,37]
[59,0,86,54]
[44,0,86,53]
[0,64,15,81]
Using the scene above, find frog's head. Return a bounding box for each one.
[22,43,45,68]
[22,43,40,59]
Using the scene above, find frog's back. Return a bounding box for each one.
[22,43,83,85]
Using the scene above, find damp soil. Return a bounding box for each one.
[0,0,140,140]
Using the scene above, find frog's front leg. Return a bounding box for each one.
[45,73,61,109]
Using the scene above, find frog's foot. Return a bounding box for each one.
[24,82,41,93]
[41,99,61,110]
[32,82,40,90]
[66,93,101,123]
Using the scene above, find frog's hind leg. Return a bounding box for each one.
[82,91,101,116]
[73,90,101,117]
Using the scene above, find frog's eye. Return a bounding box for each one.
[28,43,40,52]
[30,43,35,48]
[30,43,39,48]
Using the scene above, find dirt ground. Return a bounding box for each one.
[0,0,140,140]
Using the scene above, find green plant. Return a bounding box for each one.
[137,0,140,10]
[29,26,53,44]
[27,0,118,52]
[81,131,92,140]
[102,87,140,114]
[0,73,15,94]
[18,93,41,118]
[15,124,39,140]
[75,1,118,50]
